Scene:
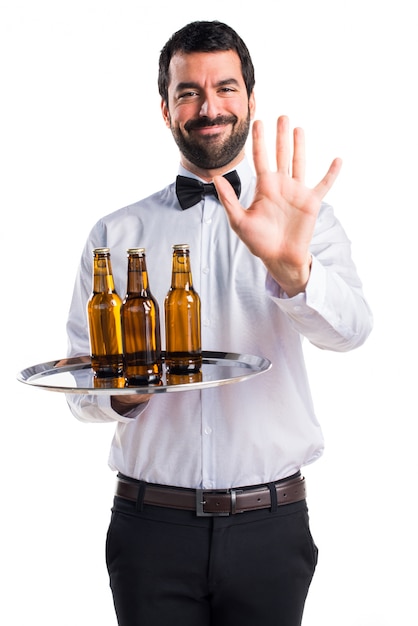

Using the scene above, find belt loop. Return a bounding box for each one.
[135,481,146,512]
[267,482,278,513]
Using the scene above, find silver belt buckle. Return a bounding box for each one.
[196,488,243,517]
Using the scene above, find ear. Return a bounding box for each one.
[161,99,171,128]
[249,91,256,120]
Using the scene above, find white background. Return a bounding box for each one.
[1,1,417,624]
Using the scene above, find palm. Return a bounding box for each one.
[239,168,321,266]
[214,116,342,295]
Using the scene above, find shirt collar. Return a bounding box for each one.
[177,156,254,195]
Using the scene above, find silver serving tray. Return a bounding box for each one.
[17,351,271,395]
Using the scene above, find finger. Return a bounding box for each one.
[213,175,244,230]
[252,119,270,175]
[276,115,290,174]
[314,157,343,199]
[292,127,305,182]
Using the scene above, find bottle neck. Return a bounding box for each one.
[171,251,193,289]
[126,255,149,295]
[92,256,116,293]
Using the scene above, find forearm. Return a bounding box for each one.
[264,254,312,298]
[111,394,151,417]
[268,254,373,352]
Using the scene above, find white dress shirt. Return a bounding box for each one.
[66,157,373,489]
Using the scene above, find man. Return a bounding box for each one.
[66,20,373,626]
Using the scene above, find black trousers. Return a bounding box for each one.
[106,494,318,626]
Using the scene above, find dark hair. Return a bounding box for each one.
[158,20,255,104]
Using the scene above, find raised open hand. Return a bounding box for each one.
[214,115,342,296]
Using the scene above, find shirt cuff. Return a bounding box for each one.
[96,394,148,422]
[266,255,326,314]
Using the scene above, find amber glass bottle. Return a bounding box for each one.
[164,244,202,373]
[121,248,162,385]
[166,370,203,386]
[87,248,124,378]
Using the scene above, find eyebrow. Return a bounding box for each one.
[175,78,241,93]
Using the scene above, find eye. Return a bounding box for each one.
[178,90,198,99]
[218,86,238,96]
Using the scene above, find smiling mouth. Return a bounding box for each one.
[193,125,226,136]
[184,115,237,133]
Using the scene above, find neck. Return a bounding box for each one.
[179,152,245,182]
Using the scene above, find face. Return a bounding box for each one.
[161,50,255,176]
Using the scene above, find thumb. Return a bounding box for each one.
[213,175,244,229]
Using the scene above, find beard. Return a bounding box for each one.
[169,111,251,170]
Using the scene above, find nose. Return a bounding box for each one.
[199,92,218,118]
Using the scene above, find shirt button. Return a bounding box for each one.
[203,318,210,327]
[202,266,209,274]
[204,426,212,435]
[205,218,212,225]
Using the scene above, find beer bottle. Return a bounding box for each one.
[164,244,202,373]
[121,248,162,385]
[166,370,203,386]
[87,247,124,378]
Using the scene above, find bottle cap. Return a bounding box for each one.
[172,244,190,251]
[127,248,146,255]
[92,247,110,255]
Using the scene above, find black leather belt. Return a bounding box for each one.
[115,473,306,516]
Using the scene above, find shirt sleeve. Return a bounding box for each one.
[266,202,373,351]
[65,393,144,424]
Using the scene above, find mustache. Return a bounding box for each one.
[184,115,238,132]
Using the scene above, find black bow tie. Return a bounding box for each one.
[176,170,241,210]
